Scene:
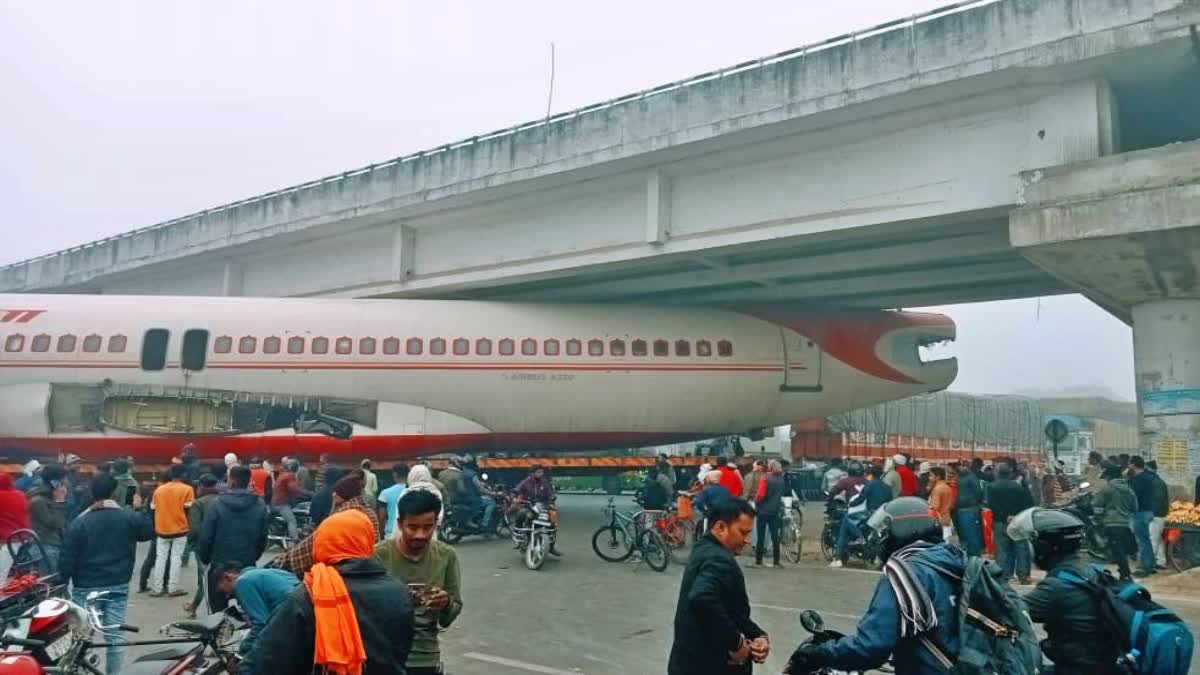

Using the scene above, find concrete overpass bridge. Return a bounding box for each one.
[3,0,1200,483]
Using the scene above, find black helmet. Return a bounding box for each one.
[867,496,942,562]
[1007,507,1084,571]
[462,454,477,467]
[846,461,865,477]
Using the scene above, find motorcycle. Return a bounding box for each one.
[439,499,503,544]
[1060,482,1108,560]
[511,501,558,571]
[785,609,891,674]
[0,591,243,675]
[267,501,312,550]
[820,501,880,568]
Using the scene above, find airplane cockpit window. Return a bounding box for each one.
[475,338,492,355]
[335,337,353,355]
[406,338,423,355]
[108,335,127,353]
[383,337,401,355]
[214,336,232,354]
[141,329,169,371]
[544,339,560,356]
[312,337,329,354]
[521,338,537,356]
[4,334,24,352]
[57,335,76,353]
[430,338,447,355]
[359,337,377,355]
[452,338,469,356]
[499,338,515,356]
[263,336,281,354]
[717,339,734,357]
[31,334,51,352]
[653,339,669,357]
[83,334,102,352]
[696,340,713,357]
[182,329,209,370]
[566,339,581,356]
[675,340,691,357]
[588,339,603,356]
[288,337,305,354]
[239,336,257,354]
[609,339,626,356]
[631,339,647,357]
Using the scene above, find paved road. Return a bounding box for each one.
[119,494,1200,674]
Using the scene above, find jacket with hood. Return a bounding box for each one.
[197,489,269,566]
[1025,553,1119,673]
[252,557,414,675]
[27,483,67,547]
[1094,477,1138,528]
[808,543,964,674]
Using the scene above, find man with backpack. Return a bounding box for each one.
[786,497,1039,675]
[1009,507,1194,675]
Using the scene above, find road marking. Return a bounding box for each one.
[751,603,860,621]
[463,652,585,674]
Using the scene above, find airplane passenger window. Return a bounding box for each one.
[312,337,329,354]
[239,336,257,354]
[653,340,669,357]
[475,338,492,355]
[214,336,232,354]
[566,339,581,356]
[359,337,376,355]
[609,339,626,356]
[697,340,712,357]
[675,340,691,357]
[31,334,50,352]
[57,335,76,352]
[406,338,423,355]
[108,335,127,353]
[182,329,209,370]
[141,328,169,371]
[499,338,515,356]
[452,338,469,356]
[717,340,734,357]
[335,337,353,355]
[430,338,446,355]
[83,334,102,352]
[588,339,603,356]
[263,336,281,354]
[383,337,400,355]
[544,339,560,356]
[632,339,647,357]
[521,338,537,356]
[4,334,24,352]
[287,337,305,354]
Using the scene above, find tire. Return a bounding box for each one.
[591,525,634,562]
[663,519,696,565]
[639,530,670,572]
[440,522,463,545]
[783,520,803,563]
[820,523,836,561]
[1167,532,1199,573]
[526,532,547,570]
[495,514,512,539]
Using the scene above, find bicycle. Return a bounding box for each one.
[780,490,804,563]
[591,498,670,572]
[654,493,698,565]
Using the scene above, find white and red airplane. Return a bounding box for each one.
[0,294,956,463]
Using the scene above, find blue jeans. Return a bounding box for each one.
[993,520,1030,580]
[835,513,867,559]
[1131,511,1156,571]
[955,508,983,556]
[72,584,129,675]
[481,497,497,530]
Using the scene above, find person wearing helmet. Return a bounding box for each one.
[461,455,497,531]
[829,463,890,569]
[1008,507,1118,674]
[271,458,311,543]
[826,461,866,502]
[787,497,964,674]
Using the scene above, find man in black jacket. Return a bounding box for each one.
[252,509,413,675]
[198,465,269,611]
[753,460,786,568]
[1146,460,1169,569]
[668,498,769,675]
[953,462,985,556]
[59,474,155,675]
[986,463,1034,584]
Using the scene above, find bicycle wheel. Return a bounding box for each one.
[783,520,803,563]
[592,525,634,562]
[1167,531,1199,573]
[663,518,696,565]
[639,529,670,572]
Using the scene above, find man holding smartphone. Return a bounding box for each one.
[374,490,463,675]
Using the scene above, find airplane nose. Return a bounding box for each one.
[743,309,957,387]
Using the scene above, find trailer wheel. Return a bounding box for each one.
[601,475,623,495]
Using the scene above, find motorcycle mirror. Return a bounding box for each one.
[799,609,824,634]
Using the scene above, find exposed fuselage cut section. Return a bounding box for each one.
[0,294,956,461]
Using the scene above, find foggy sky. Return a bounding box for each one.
[0,1,1135,400]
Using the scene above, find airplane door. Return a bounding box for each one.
[780,329,821,393]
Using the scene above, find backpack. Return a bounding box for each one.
[1054,566,1193,675]
[916,555,1041,675]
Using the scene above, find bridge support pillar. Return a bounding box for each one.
[1011,140,1200,492]
[1132,300,1200,491]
